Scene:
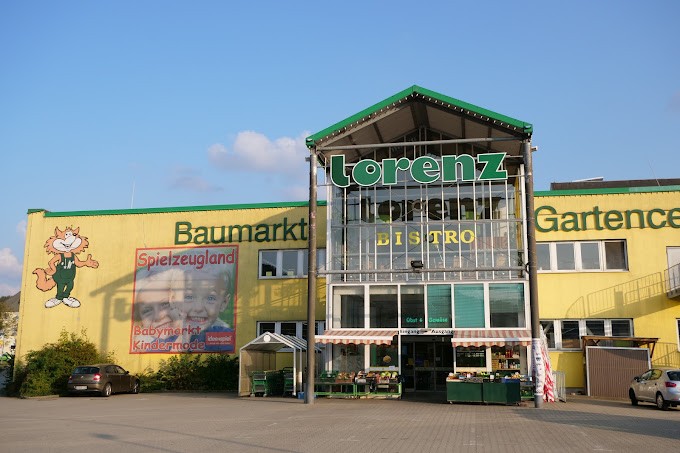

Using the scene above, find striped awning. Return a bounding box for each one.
[315,329,398,345]
[451,329,532,347]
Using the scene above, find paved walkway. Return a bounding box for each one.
[0,392,677,452]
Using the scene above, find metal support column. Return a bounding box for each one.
[522,140,543,408]
[305,149,318,405]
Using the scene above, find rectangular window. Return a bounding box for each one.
[540,321,555,348]
[455,347,486,367]
[256,321,325,339]
[677,319,680,351]
[281,251,298,277]
[370,286,398,328]
[427,285,452,328]
[489,283,526,328]
[370,344,398,368]
[401,286,425,328]
[555,243,576,270]
[611,319,632,337]
[585,320,605,336]
[537,240,627,273]
[260,251,278,277]
[259,249,326,278]
[541,319,632,349]
[536,243,551,271]
[332,286,364,329]
[258,322,275,336]
[280,322,297,337]
[580,242,600,270]
[561,320,581,349]
[604,241,627,270]
[454,284,485,328]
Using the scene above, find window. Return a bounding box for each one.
[561,320,581,349]
[536,243,551,271]
[370,286,398,328]
[585,320,605,336]
[280,322,297,337]
[555,243,575,270]
[401,286,425,328]
[580,242,600,270]
[540,321,555,348]
[489,283,525,328]
[370,344,398,368]
[540,319,633,350]
[612,319,632,337]
[677,319,680,351]
[427,285,452,328]
[455,347,486,367]
[259,249,326,278]
[454,284,485,328]
[537,240,627,272]
[256,321,325,338]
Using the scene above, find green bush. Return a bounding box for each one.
[153,354,239,392]
[12,330,112,397]
[8,329,239,396]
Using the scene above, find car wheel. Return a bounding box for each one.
[656,392,669,410]
[131,380,140,394]
[101,383,112,397]
[629,389,638,406]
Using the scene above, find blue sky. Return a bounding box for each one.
[1,1,679,296]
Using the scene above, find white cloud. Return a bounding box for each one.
[208,130,310,175]
[0,248,22,277]
[168,167,223,193]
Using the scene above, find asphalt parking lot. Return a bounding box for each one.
[0,392,677,452]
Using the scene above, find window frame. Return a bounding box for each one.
[258,249,326,279]
[539,319,633,350]
[256,320,326,340]
[536,240,628,273]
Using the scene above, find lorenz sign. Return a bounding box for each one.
[329,152,508,187]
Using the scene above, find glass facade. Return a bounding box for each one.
[321,127,531,381]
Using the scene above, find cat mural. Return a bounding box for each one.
[33,227,99,308]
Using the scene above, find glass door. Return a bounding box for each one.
[402,337,453,391]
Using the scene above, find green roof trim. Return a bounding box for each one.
[535,185,680,197]
[29,200,327,218]
[306,85,533,147]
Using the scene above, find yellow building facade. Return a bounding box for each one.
[17,202,326,374]
[14,185,680,392]
[535,184,680,389]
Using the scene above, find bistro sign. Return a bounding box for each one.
[330,153,508,188]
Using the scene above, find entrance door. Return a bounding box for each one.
[401,337,453,391]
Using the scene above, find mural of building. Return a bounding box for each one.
[13,87,680,395]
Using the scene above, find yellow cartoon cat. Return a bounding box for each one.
[33,227,99,308]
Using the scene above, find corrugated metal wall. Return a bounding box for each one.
[586,347,650,398]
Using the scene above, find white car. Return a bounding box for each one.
[629,368,680,410]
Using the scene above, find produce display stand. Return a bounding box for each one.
[520,378,534,401]
[250,371,267,397]
[264,370,284,396]
[446,377,521,405]
[314,371,356,398]
[313,371,402,399]
[282,367,295,395]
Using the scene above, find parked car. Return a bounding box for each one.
[629,368,680,410]
[67,364,140,397]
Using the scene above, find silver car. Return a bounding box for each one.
[67,364,140,397]
[629,368,680,410]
